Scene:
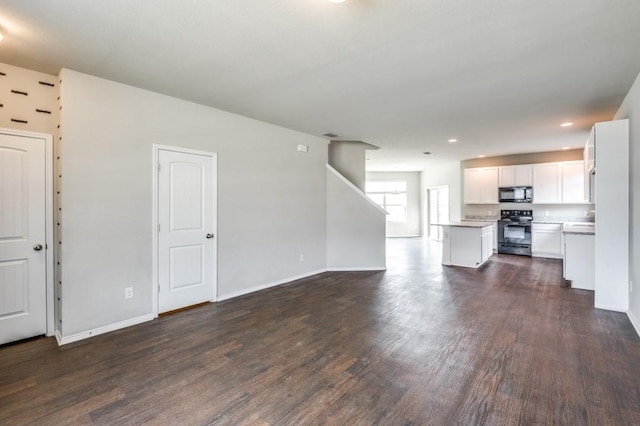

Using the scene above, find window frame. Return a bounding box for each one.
[365,180,408,223]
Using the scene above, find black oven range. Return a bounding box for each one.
[497,209,533,256]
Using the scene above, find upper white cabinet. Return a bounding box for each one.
[467,161,586,205]
[498,165,532,187]
[561,161,586,203]
[464,167,498,204]
[533,163,562,203]
[533,161,586,204]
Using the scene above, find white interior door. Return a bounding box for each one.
[0,133,47,345]
[158,148,216,313]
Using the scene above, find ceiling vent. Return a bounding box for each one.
[322,132,340,138]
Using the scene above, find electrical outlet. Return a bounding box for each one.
[545,210,549,217]
[299,254,305,262]
[488,210,493,216]
[125,287,133,299]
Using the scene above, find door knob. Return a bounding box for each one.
[33,244,43,251]
[206,233,214,239]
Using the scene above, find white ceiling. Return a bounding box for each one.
[1,0,639,171]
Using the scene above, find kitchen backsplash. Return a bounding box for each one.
[465,214,595,223]
[463,203,594,221]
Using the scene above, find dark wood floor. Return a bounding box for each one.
[2,239,640,425]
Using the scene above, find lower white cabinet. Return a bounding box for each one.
[442,224,494,268]
[481,226,493,263]
[531,223,563,259]
[564,233,595,290]
[492,222,497,252]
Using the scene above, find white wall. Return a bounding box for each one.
[420,161,462,234]
[615,71,640,333]
[366,171,421,236]
[58,69,328,337]
[328,141,373,191]
[327,166,386,270]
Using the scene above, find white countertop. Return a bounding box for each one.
[434,221,494,228]
[532,220,565,224]
[562,222,595,235]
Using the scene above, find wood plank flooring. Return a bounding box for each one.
[2,238,640,425]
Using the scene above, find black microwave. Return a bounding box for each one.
[499,186,532,203]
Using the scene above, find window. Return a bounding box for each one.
[366,180,407,222]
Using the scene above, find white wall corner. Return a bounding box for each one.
[628,310,640,338]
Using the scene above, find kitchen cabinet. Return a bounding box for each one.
[563,225,595,291]
[531,223,563,259]
[464,167,498,204]
[583,141,591,203]
[561,161,587,203]
[532,161,586,204]
[533,163,561,203]
[441,222,494,268]
[564,233,595,290]
[492,221,497,252]
[499,165,532,187]
[481,225,493,263]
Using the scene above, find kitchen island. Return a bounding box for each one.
[435,221,494,268]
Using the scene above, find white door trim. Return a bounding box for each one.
[0,127,54,337]
[425,184,450,239]
[152,144,218,317]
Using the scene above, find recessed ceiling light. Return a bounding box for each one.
[329,0,346,3]
[448,138,458,143]
[562,146,570,150]
[560,122,574,127]
[478,155,485,158]
[0,32,4,43]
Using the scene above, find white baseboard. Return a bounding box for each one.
[594,303,627,313]
[531,252,563,259]
[386,235,421,238]
[217,269,328,302]
[55,313,154,346]
[628,310,640,338]
[327,266,387,271]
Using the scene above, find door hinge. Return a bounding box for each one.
[157,163,161,172]
[157,224,160,232]
[158,285,160,293]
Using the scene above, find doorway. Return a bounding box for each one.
[153,145,217,315]
[0,129,53,345]
[427,186,449,241]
